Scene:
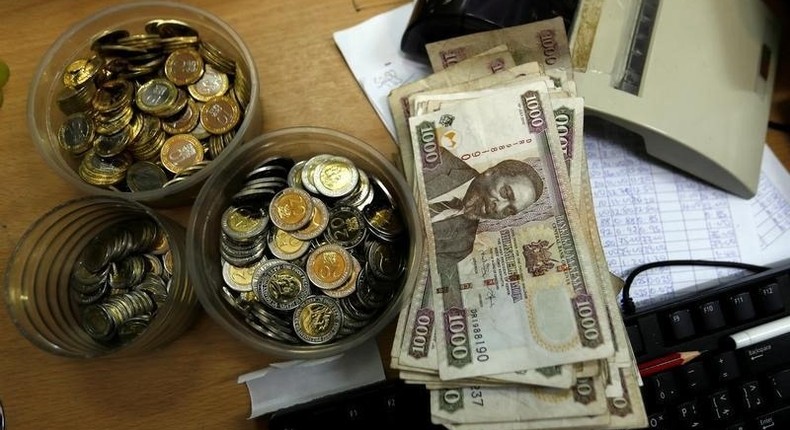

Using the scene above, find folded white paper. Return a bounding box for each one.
[238,340,385,418]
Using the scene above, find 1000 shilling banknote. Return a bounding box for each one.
[409,80,613,380]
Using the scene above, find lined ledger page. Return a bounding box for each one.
[585,117,790,305]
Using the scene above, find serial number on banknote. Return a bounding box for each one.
[468,308,491,363]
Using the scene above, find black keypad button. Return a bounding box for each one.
[647,411,668,429]
[708,389,735,422]
[756,283,784,314]
[667,309,696,340]
[768,368,790,401]
[754,405,790,430]
[676,400,703,429]
[739,380,765,411]
[725,422,746,430]
[681,361,710,394]
[711,350,741,383]
[698,300,726,331]
[729,291,757,322]
[649,372,680,406]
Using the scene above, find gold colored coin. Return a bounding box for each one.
[162,98,199,134]
[199,95,240,135]
[159,133,204,174]
[269,188,314,231]
[306,243,352,290]
[164,48,204,86]
[322,256,360,299]
[291,197,329,241]
[292,295,342,344]
[268,228,310,260]
[62,57,101,88]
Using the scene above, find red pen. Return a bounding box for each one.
[638,351,702,378]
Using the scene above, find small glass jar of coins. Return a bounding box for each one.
[188,127,424,359]
[4,196,199,357]
[28,3,261,207]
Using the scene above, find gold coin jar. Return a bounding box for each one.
[4,196,199,357]
[27,2,261,207]
[187,127,424,359]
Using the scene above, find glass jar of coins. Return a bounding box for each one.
[188,127,424,359]
[4,196,199,357]
[28,2,261,207]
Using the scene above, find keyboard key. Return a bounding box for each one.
[725,422,746,430]
[711,350,741,383]
[729,291,757,322]
[681,361,710,394]
[648,372,680,406]
[627,324,644,355]
[667,309,695,340]
[708,389,735,422]
[739,380,765,411]
[739,333,790,375]
[676,400,703,429]
[754,405,790,430]
[647,411,668,429]
[768,368,790,401]
[756,283,784,315]
[698,300,726,331]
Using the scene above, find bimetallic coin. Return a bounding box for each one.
[312,156,359,198]
[323,206,367,249]
[290,197,329,241]
[93,127,131,157]
[366,241,405,282]
[117,315,151,343]
[160,133,204,174]
[221,205,268,242]
[299,154,331,195]
[292,295,343,345]
[164,48,204,86]
[364,204,404,240]
[254,260,310,311]
[187,64,229,102]
[57,113,94,155]
[126,161,168,192]
[199,95,240,135]
[136,78,179,115]
[306,243,353,290]
[268,228,310,261]
[222,259,262,292]
[81,305,116,340]
[269,188,314,231]
[287,160,306,189]
[163,250,174,276]
[162,98,200,134]
[322,255,360,299]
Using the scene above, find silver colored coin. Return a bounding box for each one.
[57,113,94,155]
[287,160,307,189]
[323,206,367,249]
[365,241,404,282]
[248,301,292,331]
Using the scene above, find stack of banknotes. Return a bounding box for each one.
[388,17,648,430]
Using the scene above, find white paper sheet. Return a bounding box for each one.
[333,1,431,138]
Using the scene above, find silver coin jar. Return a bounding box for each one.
[4,196,199,357]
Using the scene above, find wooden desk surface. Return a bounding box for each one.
[0,1,787,429]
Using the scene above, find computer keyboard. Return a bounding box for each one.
[624,263,790,429]
[267,379,442,430]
